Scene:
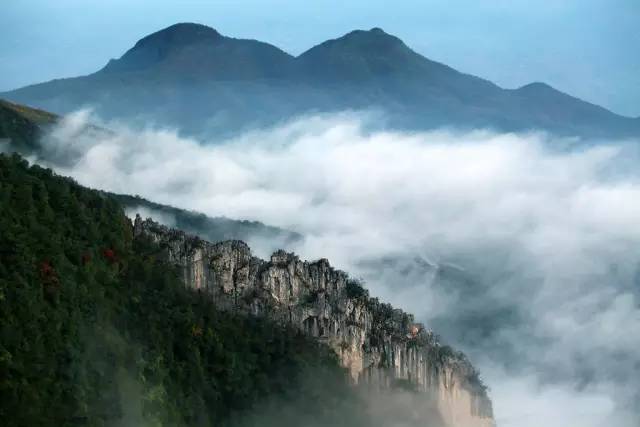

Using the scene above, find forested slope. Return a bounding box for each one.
[0,153,363,427]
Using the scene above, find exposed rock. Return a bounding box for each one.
[134,215,495,427]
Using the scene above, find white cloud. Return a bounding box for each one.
[41,111,640,426]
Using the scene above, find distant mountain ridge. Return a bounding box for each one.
[3,22,639,139]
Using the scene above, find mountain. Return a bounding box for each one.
[297,28,442,81]
[101,23,294,80]
[0,99,495,426]
[3,23,638,139]
[135,215,495,427]
[0,149,494,426]
[0,152,362,427]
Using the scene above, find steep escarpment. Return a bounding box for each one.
[0,153,371,427]
[134,216,495,427]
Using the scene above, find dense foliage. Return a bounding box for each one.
[0,100,55,153]
[0,153,364,427]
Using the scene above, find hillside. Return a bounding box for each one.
[0,99,57,152]
[2,23,638,139]
[0,153,364,427]
[0,152,493,426]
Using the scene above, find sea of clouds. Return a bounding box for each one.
[38,110,640,427]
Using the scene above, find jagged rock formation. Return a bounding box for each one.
[134,215,495,427]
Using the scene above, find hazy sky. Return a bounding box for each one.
[1,0,639,116]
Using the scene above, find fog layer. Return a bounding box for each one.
[41,111,640,426]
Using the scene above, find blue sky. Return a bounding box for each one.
[1,0,639,116]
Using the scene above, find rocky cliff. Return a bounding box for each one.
[134,215,495,427]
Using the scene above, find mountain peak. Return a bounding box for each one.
[330,27,406,48]
[296,27,421,81]
[99,22,295,79]
[518,82,556,92]
[101,23,225,74]
[135,23,223,48]
[515,81,580,102]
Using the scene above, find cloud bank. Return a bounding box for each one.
[41,111,640,426]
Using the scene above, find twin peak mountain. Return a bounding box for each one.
[5,22,639,139]
[101,23,450,82]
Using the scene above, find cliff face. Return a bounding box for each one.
[134,215,495,427]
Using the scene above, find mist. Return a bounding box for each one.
[39,110,640,427]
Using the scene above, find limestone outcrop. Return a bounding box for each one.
[134,215,495,427]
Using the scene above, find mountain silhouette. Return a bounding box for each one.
[101,23,294,79]
[3,23,638,139]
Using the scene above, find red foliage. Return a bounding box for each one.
[39,260,60,297]
[39,260,54,277]
[102,248,117,264]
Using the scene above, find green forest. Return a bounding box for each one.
[0,153,366,427]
